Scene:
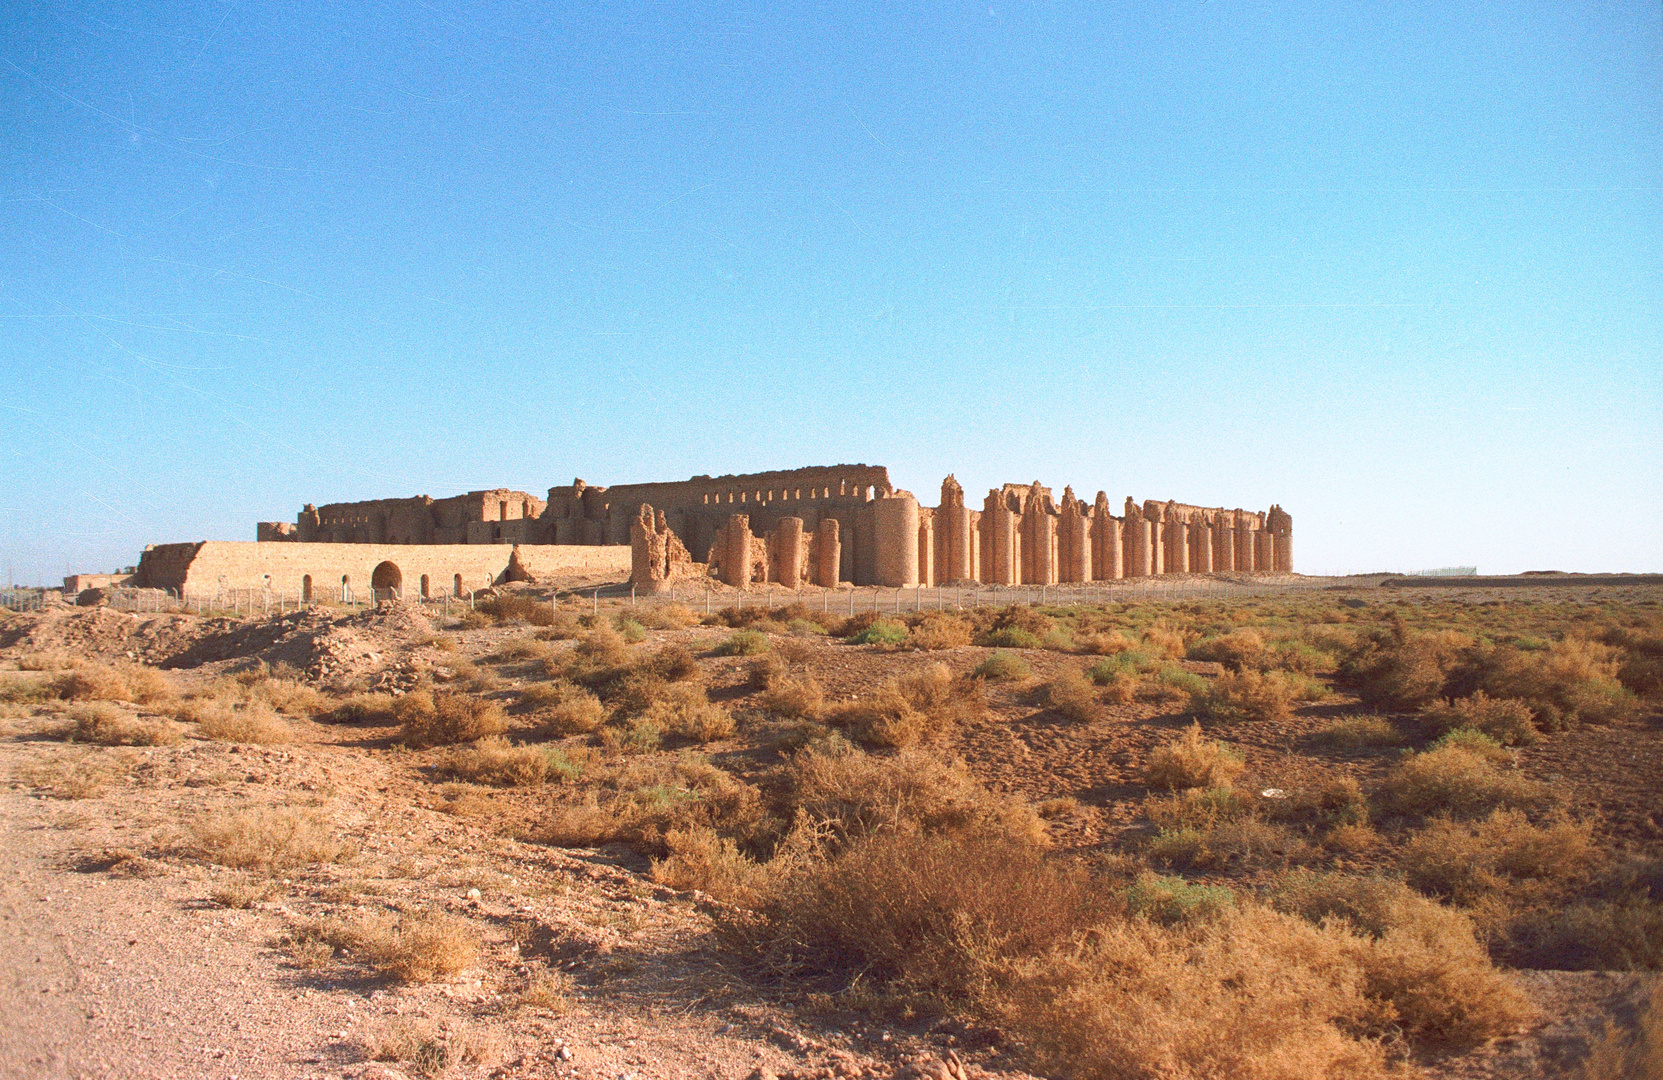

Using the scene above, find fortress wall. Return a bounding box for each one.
[141,542,628,598]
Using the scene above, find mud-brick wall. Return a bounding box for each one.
[139,542,629,596]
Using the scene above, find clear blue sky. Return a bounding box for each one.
[2,1,1658,584]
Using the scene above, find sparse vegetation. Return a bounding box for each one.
[190,807,354,871]
[1143,723,1245,791]
[396,690,507,748]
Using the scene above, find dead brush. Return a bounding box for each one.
[781,739,1048,851]
[758,674,825,721]
[53,663,173,705]
[538,755,767,856]
[1468,637,1638,727]
[1035,668,1103,723]
[1376,744,1553,817]
[1188,667,1309,723]
[435,735,585,786]
[906,613,974,650]
[649,825,770,906]
[824,663,984,748]
[319,692,398,724]
[1402,808,1597,908]
[1187,629,1269,672]
[1340,628,1476,711]
[14,749,135,799]
[1576,979,1663,1080]
[178,699,296,745]
[640,682,735,743]
[1142,723,1245,791]
[190,806,354,871]
[68,702,181,746]
[395,689,506,748]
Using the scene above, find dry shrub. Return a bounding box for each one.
[190,806,353,871]
[907,613,973,650]
[521,681,605,734]
[758,675,825,721]
[1429,727,1514,763]
[1150,818,1308,870]
[1143,723,1245,791]
[748,831,1104,990]
[183,700,296,744]
[1419,691,1538,746]
[396,690,506,748]
[352,910,480,982]
[1402,808,1597,907]
[635,602,700,629]
[645,643,702,682]
[1142,625,1188,660]
[1342,628,1476,712]
[490,636,555,663]
[782,740,1048,851]
[1037,669,1102,723]
[14,749,135,799]
[1146,785,1255,830]
[1189,668,1307,723]
[649,825,769,906]
[1270,871,1536,1046]
[973,651,1032,681]
[54,663,173,705]
[475,592,559,627]
[512,971,574,1015]
[541,756,765,855]
[1313,716,1406,748]
[1513,895,1663,971]
[247,677,324,715]
[1188,630,1268,672]
[1324,823,1383,852]
[1472,637,1638,727]
[1377,746,1553,817]
[69,702,180,746]
[1577,979,1663,1080]
[641,682,734,742]
[0,673,53,704]
[996,905,1398,1080]
[825,663,983,748]
[436,736,584,786]
[1076,629,1138,656]
[747,652,789,690]
[16,650,78,671]
[599,715,664,754]
[322,692,398,724]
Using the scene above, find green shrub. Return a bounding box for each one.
[848,619,909,647]
[714,630,771,656]
[983,626,1041,649]
[974,651,1032,681]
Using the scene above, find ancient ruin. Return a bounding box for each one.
[213,464,1291,595]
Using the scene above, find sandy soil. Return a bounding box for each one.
[0,588,1657,1080]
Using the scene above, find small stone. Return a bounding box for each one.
[465,888,481,900]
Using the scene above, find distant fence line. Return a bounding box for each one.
[11,574,1354,620]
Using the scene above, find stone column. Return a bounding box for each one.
[1256,530,1274,574]
[1234,515,1255,572]
[1057,488,1090,583]
[1123,499,1152,578]
[718,514,755,587]
[872,492,920,587]
[1214,520,1235,573]
[917,516,935,588]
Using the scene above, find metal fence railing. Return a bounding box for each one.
[1,589,50,612]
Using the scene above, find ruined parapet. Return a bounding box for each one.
[629,504,698,594]
[872,491,920,586]
[257,521,297,542]
[982,490,1020,585]
[1091,493,1123,580]
[1123,498,1153,578]
[813,518,841,587]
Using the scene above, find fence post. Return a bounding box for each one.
[593,589,599,616]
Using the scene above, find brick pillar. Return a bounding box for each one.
[983,492,1019,585]
[1190,521,1213,574]
[815,518,841,586]
[1256,530,1274,573]
[1214,522,1235,572]
[1164,520,1189,574]
[872,492,920,586]
[774,516,805,586]
[917,518,935,587]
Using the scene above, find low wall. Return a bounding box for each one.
[137,542,630,597]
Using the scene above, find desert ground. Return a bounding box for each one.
[1,577,1659,1080]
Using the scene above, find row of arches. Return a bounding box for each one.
[294,563,492,603]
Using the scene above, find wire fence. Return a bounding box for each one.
[14,573,1350,622]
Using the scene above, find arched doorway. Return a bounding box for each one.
[371,561,402,597]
